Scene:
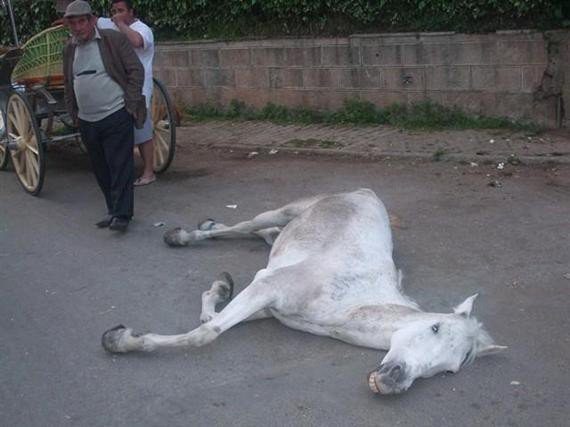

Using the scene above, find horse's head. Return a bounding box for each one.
[368,294,507,394]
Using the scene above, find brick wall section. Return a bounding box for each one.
[154,31,570,128]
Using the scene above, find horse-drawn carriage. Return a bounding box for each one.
[0,0,176,195]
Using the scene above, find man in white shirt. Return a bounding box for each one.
[98,0,156,186]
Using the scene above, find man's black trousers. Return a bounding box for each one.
[79,108,134,219]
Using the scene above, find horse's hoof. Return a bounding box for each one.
[102,324,131,353]
[198,218,216,231]
[219,272,234,300]
[163,227,188,247]
[200,313,213,323]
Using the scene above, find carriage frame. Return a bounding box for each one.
[0,0,176,195]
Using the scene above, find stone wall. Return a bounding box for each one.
[154,30,570,128]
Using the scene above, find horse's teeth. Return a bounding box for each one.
[368,373,380,393]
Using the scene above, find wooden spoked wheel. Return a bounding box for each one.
[6,92,45,195]
[0,107,9,170]
[151,78,176,174]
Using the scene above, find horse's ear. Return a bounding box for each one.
[453,293,478,317]
[475,328,508,357]
[477,344,508,357]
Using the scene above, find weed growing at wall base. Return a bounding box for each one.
[185,99,541,133]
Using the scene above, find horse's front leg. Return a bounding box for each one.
[200,272,234,323]
[102,278,276,354]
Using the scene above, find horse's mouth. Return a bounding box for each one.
[368,370,383,394]
[367,364,410,395]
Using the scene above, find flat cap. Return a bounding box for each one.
[64,0,93,18]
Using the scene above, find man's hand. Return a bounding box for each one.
[111,12,129,28]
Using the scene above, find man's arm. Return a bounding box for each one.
[113,32,146,127]
[116,32,144,98]
[114,19,144,48]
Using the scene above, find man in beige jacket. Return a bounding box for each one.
[63,0,145,232]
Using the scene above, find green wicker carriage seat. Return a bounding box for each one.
[11,25,69,88]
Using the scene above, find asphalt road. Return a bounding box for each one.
[1,144,569,427]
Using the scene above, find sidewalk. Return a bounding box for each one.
[178,120,570,164]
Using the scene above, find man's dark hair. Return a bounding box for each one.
[111,0,134,10]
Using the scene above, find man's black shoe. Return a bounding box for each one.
[95,215,113,228]
[109,217,129,232]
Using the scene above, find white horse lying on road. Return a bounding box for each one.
[102,189,506,394]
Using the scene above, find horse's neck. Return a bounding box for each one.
[341,304,438,350]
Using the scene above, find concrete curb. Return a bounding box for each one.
[191,141,570,165]
[179,122,570,165]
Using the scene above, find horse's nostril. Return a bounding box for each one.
[379,363,404,381]
[389,365,402,381]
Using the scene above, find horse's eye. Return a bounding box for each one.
[431,323,440,334]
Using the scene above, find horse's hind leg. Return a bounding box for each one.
[163,194,327,247]
[198,220,282,246]
[164,209,290,247]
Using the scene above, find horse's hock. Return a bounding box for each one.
[154,30,570,128]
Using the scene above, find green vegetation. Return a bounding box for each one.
[1,0,568,45]
[432,148,448,161]
[284,139,344,149]
[186,98,542,132]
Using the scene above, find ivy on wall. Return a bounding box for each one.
[1,0,568,46]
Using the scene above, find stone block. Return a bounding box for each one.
[220,49,251,67]
[361,45,405,66]
[154,68,177,86]
[188,49,201,67]
[522,66,545,93]
[471,66,522,92]
[446,42,500,65]
[426,66,470,90]
[337,69,361,89]
[437,91,485,114]
[493,93,535,120]
[301,89,348,111]
[383,67,426,90]
[236,68,270,88]
[470,66,495,90]
[498,41,547,65]
[401,44,423,65]
[406,92,429,104]
[251,48,286,66]
[176,69,204,87]
[203,69,235,87]
[284,47,321,67]
[153,50,167,65]
[268,68,303,89]
[321,45,359,66]
[494,67,523,92]
[357,67,384,88]
[219,87,271,109]
[302,69,339,88]
[269,89,312,109]
[163,51,189,67]
[359,90,407,108]
[200,49,220,67]
[179,87,207,106]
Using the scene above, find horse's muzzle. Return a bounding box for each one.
[368,362,407,394]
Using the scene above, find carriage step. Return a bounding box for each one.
[46,132,81,143]
[32,85,58,105]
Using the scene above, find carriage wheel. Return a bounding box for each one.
[0,107,9,170]
[151,78,176,174]
[6,92,45,195]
